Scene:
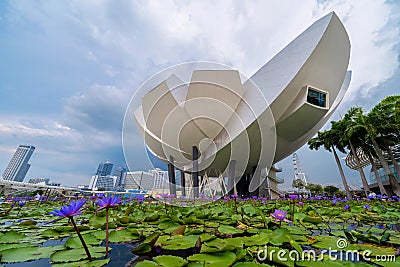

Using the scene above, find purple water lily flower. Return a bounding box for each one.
[50,199,86,217]
[271,209,290,222]
[135,195,145,203]
[96,195,121,209]
[49,199,91,260]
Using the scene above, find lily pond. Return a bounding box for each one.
[0,195,399,267]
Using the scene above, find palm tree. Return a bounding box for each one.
[335,115,370,196]
[370,96,400,179]
[366,149,388,195]
[345,106,400,196]
[347,130,387,195]
[308,129,352,200]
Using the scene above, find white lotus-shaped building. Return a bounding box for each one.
[133,12,351,197]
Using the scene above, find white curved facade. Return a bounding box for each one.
[249,12,350,162]
[133,12,351,191]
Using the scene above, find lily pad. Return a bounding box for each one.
[188,251,237,266]
[1,244,64,263]
[0,230,27,243]
[64,234,102,248]
[0,242,36,252]
[162,235,199,250]
[51,258,110,267]
[154,255,188,267]
[218,225,244,235]
[108,229,139,243]
[50,246,108,263]
[135,260,159,267]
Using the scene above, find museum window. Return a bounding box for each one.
[307,87,326,108]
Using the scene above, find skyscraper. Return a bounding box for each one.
[114,166,128,190]
[2,145,35,182]
[95,160,113,176]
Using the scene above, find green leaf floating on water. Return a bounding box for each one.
[0,242,36,252]
[108,229,139,243]
[161,235,199,250]
[89,214,106,228]
[1,244,64,263]
[50,246,108,263]
[303,216,322,225]
[243,205,257,216]
[202,237,244,253]
[158,220,180,230]
[54,225,91,232]
[218,225,244,235]
[243,232,270,246]
[64,233,102,248]
[135,260,159,267]
[312,235,347,250]
[269,228,292,246]
[52,258,110,267]
[90,229,107,241]
[154,255,188,267]
[0,229,27,243]
[42,228,69,239]
[188,251,236,267]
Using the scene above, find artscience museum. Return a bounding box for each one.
[128,12,351,199]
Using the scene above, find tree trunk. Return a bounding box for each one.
[367,152,387,195]
[385,144,400,181]
[349,140,370,196]
[332,146,352,200]
[371,138,400,196]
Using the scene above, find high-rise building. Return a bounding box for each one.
[95,160,113,176]
[89,175,117,191]
[2,145,35,182]
[124,168,174,192]
[114,166,128,190]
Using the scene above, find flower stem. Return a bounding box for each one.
[105,207,109,256]
[70,217,92,261]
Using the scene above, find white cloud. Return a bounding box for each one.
[0,120,69,137]
[313,0,399,99]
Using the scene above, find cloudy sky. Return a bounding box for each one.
[0,0,399,188]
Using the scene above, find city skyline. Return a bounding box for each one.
[0,1,399,187]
